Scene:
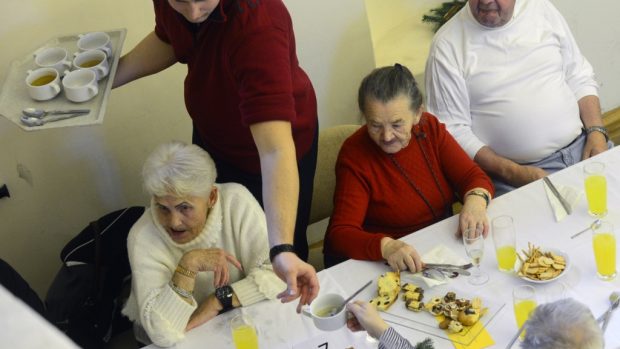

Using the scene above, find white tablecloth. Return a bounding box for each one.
[146,147,620,349]
[0,284,79,349]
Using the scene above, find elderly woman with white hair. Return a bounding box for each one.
[521,298,603,349]
[122,141,285,347]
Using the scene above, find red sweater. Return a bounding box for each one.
[324,113,494,261]
[153,0,317,173]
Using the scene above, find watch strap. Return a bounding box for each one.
[269,244,296,263]
[585,126,609,142]
[215,285,234,312]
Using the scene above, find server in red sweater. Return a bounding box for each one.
[324,64,494,271]
[113,0,318,312]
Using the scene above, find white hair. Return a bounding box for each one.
[521,298,603,349]
[142,141,217,198]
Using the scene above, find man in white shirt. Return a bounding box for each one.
[425,0,609,195]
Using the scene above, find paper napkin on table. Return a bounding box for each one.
[407,245,469,288]
[543,182,581,222]
[437,314,495,349]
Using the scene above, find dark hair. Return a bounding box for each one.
[357,63,423,115]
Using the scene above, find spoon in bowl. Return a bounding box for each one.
[22,108,90,119]
[329,280,373,316]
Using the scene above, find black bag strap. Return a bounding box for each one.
[90,220,103,300]
[63,207,131,264]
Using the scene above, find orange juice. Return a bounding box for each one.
[232,324,258,349]
[496,245,517,272]
[585,175,607,216]
[593,233,616,280]
[514,300,537,338]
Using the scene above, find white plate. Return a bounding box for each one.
[515,247,570,284]
[381,285,505,346]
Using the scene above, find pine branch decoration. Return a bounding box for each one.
[422,0,467,32]
[414,338,435,349]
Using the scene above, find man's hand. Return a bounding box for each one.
[272,252,319,313]
[380,238,423,273]
[475,146,548,188]
[514,165,548,186]
[582,131,608,160]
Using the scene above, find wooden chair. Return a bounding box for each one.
[603,106,620,145]
[306,124,360,270]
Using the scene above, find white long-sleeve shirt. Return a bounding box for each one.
[425,0,598,163]
[122,183,285,347]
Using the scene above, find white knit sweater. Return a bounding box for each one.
[122,183,285,347]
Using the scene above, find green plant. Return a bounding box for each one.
[422,0,467,32]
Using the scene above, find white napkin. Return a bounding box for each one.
[543,181,581,222]
[403,244,469,288]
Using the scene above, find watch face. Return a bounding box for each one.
[216,286,233,310]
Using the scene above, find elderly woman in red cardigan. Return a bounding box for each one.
[324,64,494,271]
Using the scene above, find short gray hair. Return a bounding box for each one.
[521,298,603,349]
[357,63,423,115]
[142,141,217,199]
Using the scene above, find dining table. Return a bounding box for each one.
[144,146,620,349]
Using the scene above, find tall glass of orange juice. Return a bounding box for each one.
[584,162,607,217]
[492,215,517,272]
[231,313,259,349]
[592,220,617,281]
[513,285,537,340]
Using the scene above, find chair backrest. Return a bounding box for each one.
[603,106,620,145]
[309,124,360,224]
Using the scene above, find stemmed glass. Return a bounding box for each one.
[462,229,489,285]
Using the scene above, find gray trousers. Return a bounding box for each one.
[493,132,613,196]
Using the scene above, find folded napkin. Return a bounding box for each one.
[408,245,469,288]
[436,314,495,349]
[543,181,581,222]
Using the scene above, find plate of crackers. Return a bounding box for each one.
[515,243,570,283]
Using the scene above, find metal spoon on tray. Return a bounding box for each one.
[20,112,89,127]
[22,108,90,119]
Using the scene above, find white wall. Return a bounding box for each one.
[549,0,620,112]
[0,0,374,296]
[285,0,375,126]
[0,0,188,296]
[365,0,440,74]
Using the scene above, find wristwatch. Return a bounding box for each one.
[585,126,609,142]
[269,244,296,263]
[215,285,234,313]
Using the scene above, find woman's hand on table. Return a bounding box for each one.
[458,193,489,239]
[380,238,423,272]
[186,294,222,331]
[346,300,389,339]
[180,249,243,288]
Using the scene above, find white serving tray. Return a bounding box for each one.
[0,28,126,131]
